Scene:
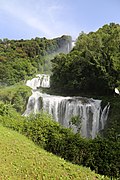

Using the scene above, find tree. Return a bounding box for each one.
[51,23,120,95]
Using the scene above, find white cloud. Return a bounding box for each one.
[0,0,64,38]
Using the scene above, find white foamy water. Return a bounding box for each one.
[23,75,110,138]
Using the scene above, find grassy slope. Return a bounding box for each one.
[0,125,108,180]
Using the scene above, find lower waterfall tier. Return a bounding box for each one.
[23,91,110,139]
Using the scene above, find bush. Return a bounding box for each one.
[0,84,31,113]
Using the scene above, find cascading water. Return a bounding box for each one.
[26,74,50,90]
[67,40,75,53]
[23,74,110,139]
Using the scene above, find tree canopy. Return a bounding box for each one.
[51,23,120,95]
[0,35,72,85]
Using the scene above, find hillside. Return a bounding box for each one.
[0,35,71,85]
[0,125,108,180]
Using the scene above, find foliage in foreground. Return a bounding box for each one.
[0,102,119,179]
[0,125,107,180]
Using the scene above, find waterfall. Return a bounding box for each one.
[100,102,110,130]
[26,74,50,90]
[23,75,110,139]
[67,40,75,53]
[72,41,75,48]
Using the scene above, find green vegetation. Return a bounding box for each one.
[102,96,120,141]
[51,23,120,95]
[0,35,72,85]
[0,23,120,179]
[0,83,31,113]
[1,125,107,180]
[0,102,119,179]
[69,115,82,133]
[50,23,120,156]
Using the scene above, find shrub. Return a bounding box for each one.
[0,84,31,113]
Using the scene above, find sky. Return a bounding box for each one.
[0,0,120,40]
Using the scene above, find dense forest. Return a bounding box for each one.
[0,23,120,179]
[0,35,72,85]
[51,23,120,95]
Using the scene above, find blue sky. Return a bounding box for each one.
[0,0,120,40]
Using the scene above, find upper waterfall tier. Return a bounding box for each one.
[26,74,50,90]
